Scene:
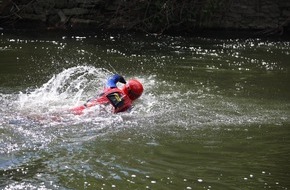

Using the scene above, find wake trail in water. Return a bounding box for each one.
[0,65,289,183]
[0,65,157,133]
[0,66,144,161]
[0,64,288,130]
[0,65,289,156]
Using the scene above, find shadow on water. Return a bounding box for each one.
[0,30,290,189]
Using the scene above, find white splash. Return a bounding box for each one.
[16,66,111,114]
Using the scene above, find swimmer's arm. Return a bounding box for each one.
[106,74,126,88]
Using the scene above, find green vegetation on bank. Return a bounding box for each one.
[0,0,289,35]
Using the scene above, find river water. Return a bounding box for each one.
[0,30,290,190]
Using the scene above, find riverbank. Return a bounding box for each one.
[1,0,290,36]
[2,27,290,42]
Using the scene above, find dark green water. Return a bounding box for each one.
[0,30,290,190]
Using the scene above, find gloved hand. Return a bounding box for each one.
[119,75,126,84]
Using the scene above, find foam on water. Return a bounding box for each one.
[0,66,159,157]
[1,65,289,151]
[13,66,288,130]
[17,66,109,113]
[12,65,157,119]
[0,67,162,190]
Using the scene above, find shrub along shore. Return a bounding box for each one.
[0,0,289,36]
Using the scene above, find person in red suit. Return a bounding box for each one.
[71,74,143,115]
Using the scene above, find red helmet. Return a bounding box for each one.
[122,79,143,100]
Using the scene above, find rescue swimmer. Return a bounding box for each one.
[70,74,143,115]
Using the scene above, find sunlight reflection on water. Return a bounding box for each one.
[1,31,290,189]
